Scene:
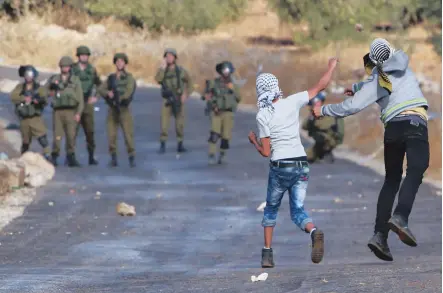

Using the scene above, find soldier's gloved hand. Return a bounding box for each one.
[107,91,114,98]
[74,113,81,123]
[313,105,323,118]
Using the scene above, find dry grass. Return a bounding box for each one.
[0,1,440,180]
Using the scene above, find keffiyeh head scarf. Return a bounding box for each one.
[369,38,395,94]
[256,73,283,114]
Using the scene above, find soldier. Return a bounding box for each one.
[155,48,193,154]
[302,91,344,163]
[10,65,50,159]
[72,45,102,165]
[45,56,84,167]
[98,53,136,167]
[204,61,241,164]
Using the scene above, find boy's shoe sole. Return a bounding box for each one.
[388,221,417,247]
[311,230,324,264]
[367,243,393,261]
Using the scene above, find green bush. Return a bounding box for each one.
[85,0,247,32]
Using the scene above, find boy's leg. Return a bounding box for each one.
[288,165,324,264]
[261,166,286,268]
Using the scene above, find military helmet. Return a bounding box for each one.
[59,56,74,67]
[76,45,91,56]
[216,61,235,75]
[113,53,128,64]
[308,91,326,106]
[163,48,177,58]
[18,65,39,79]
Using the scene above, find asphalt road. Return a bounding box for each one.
[0,67,441,293]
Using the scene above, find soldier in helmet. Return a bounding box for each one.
[302,91,344,163]
[155,48,193,154]
[72,45,102,165]
[98,53,136,167]
[44,56,84,167]
[10,65,50,159]
[204,61,241,164]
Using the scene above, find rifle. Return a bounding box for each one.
[161,66,182,118]
[203,79,212,116]
[108,74,121,121]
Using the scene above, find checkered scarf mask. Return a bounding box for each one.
[256,73,282,113]
[369,38,395,94]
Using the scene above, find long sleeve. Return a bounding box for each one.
[121,74,136,102]
[321,74,389,118]
[155,68,166,84]
[93,68,102,87]
[10,84,24,104]
[97,76,109,98]
[233,84,241,103]
[74,78,84,114]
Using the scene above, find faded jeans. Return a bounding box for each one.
[262,161,313,231]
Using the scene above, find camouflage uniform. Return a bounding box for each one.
[206,61,241,164]
[155,48,193,153]
[46,56,84,167]
[10,66,50,158]
[72,45,102,165]
[302,115,344,163]
[98,53,137,167]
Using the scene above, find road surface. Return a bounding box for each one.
[0,67,441,292]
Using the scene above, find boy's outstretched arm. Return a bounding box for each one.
[307,58,339,99]
[248,131,271,157]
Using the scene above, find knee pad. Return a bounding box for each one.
[38,135,49,148]
[208,131,220,143]
[220,139,229,150]
[21,143,30,154]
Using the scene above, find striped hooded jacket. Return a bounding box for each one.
[321,50,428,124]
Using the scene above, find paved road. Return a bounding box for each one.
[0,67,441,292]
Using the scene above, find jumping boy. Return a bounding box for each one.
[248,57,338,267]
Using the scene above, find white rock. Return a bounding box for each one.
[256,201,266,212]
[19,152,55,187]
[251,272,268,282]
[87,24,106,35]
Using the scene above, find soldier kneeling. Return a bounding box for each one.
[10,66,51,160]
[302,92,344,163]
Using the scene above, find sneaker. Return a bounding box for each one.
[261,248,274,268]
[311,229,324,264]
[388,214,417,247]
[368,232,393,261]
[208,154,216,165]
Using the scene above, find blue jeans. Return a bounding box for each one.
[262,162,312,231]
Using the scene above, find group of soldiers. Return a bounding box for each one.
[10,46,344,167]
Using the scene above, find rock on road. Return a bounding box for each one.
[0,66,441,293]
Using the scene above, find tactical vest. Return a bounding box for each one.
[162,66,184,96]
[72,63,95,99]
[212,78,239,111]
[50,74,80,110]
[15,82,43,119]
[108,72,134,101]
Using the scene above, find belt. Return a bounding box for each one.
[389,114,427,127]
[270,160,308,168]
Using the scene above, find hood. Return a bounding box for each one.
[382,50,409,73]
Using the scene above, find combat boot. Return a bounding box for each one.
[109,154,118,167]
[88,152,98,165]
[67,153,81,167]
[217,152,225,164]
[129,155,136,168]
[177,141,187,153]
[368,232,393,261]
[158,142,166,154]
[51,154,58,167]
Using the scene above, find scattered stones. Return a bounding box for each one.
[96,191,102,196]
[347,181,353,186]
[156,193,163,198]
[19,152,55,188]
[116,202,136,216]
[251,272,268,282]
[326,174,332,179]
[48,201,54,206]
[357,194,363,198]
[435,190,442,196]
[333,197,343,203]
